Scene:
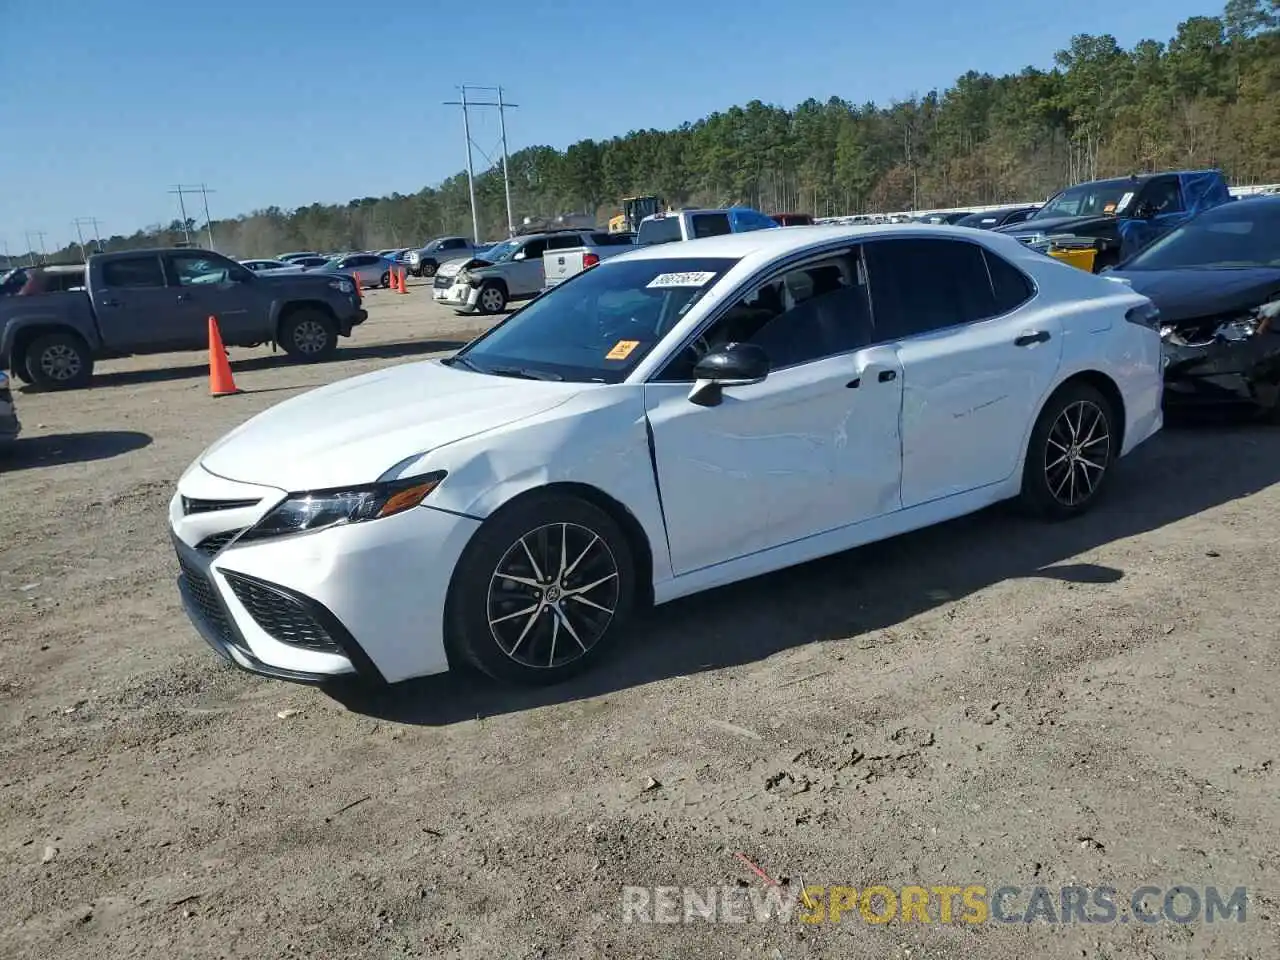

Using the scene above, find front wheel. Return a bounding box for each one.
[445,493,636,685]
[1019,381,1117,519]
[25,331,94,389]
[477,281,507,314]
[279,309,338,361]
[379,272,391,288]
[420,261,437,278]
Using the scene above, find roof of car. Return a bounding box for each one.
[616,222,1002,262]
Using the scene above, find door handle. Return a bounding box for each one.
[878,369,897,382]
[1015,331,1051,347]
[100,298,120,307]
[846,378,860,388]
[177,292,193,302]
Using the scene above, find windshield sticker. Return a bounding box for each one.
[606,340,640,361]
[647,271,717,289]
[1114,191,1134,213]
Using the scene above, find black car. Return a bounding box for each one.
[1106,196,1280,414]
[917,211,971,224]
[953,206,1040,229]
[994,170,1233,271]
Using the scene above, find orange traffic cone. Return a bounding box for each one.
[352,271,362,297]
[208,316,240,397]
[397,268,407,294]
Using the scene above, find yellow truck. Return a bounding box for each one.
[609,196,664,233]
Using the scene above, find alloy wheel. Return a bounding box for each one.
[480,287,505,312]
[1045,399,1109,507]
[292,320,329,354]
[486,522,620,669]
[40,344,82,381]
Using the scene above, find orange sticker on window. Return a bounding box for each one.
[1103,202,1117,213]
[606,340,640,360]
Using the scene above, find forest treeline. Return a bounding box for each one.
[25,0,1280,262]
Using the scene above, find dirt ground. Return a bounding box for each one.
[1,278,1278,959]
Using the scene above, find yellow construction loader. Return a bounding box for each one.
[609,195,664,233]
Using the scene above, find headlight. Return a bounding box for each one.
[240,471,446,542]
[328,278,354,294]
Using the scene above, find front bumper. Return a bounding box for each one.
[340,308,369,335]
[0,410,19,442]
[170,467,482,685]
[432,277,479,311]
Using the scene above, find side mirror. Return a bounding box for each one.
[688,343,769,406]
[513,250,527,261]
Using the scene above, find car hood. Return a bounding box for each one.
[1106,267,1280,323]
[198,359,583,491]
[437,256,495,278]
[996,214,1111,237]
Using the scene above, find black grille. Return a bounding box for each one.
[196,529,245,556]
[433,274,451,289]
[182,496,260,515]
[224,573,339,652]
[176,552,241,650]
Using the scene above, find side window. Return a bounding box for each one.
[441,238,461,249]
[691,213,731,238]
[168,254,234,285]
[864,239,997,339]
[1136,177,1183,215]
[520,238,550,259]
[658,254,873,380]
[982,249,1035,314]
[101,256,166,288]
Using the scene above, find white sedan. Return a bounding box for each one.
[170,225,1163,687]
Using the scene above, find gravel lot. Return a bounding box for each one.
[2,279,1278,959]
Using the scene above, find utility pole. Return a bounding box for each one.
[197,184,216,249]
[73,218,102,260]
[169,186,193,245]
[25,231,46,265]
[444,85,519,240]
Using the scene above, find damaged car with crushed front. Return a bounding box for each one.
[1106,196,1280,416]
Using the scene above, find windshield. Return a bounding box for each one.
[449,256,740,383]
[1119,201,1280,271]
[1033,180,1138,220]
[481,239,521,263]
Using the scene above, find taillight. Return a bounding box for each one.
[1125,301,1161,329]
[582,252,600,269]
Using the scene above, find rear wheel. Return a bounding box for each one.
[279,309,338,361]
[477,281,507,314]
[446,493,636,685]
[1019,381,1117,519]
[25,331,94,389]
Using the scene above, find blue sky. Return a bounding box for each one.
[1,0,1215,251]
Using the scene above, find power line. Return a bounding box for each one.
[443,85,519,239]
[24,231,46,266]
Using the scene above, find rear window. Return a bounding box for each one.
[637,217,684,246]
[102,256,165,288]
[691,213,732,238]
[590,232,637,246]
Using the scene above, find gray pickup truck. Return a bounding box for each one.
[0,248,367,389]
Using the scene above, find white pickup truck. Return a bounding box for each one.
[541,231,636,290]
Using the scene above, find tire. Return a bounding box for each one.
[420,261,437,278]
[477,281,507,315]
[25,331,94,390]
[1018,381,1117,520]
[8,355,34,385]
[379,272,391,288]
[445,492,636,685]
[279,309,338,361]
